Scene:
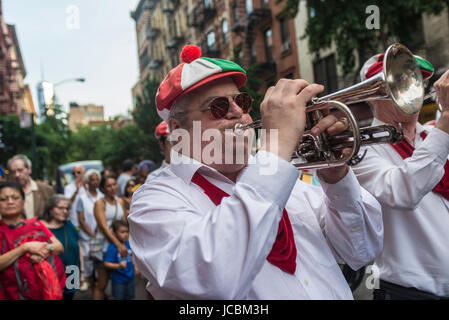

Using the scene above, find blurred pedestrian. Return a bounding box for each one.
[0,181,65,300]
[146,121,172,183]
[64,165,86,228]
[117,159,136,197]
[104,220,135,300]
[132,160,155,192]
[7,154,54,218]
[121,179,136,216]
[40,194,83,300]
[91,175,126,300]
[77,169,103,292]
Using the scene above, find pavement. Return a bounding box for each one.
[74,274,150,300]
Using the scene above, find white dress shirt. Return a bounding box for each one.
[145,160,169,183]
[353,118,449,296]
[64,182,86,227]
[129,150,383,299]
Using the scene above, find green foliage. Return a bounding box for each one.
[279,0,449,74]
[132,76,165,164]
[0,114,32,165]
[1,76,165,182]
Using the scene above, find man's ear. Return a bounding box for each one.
[168,117,181,132]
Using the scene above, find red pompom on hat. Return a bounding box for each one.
[180,45,202,63]
[155,44,247,122]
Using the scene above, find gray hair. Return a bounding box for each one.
[84,169,101,183]
[169,95,192,129]
[41,194,70,222]
[7,154,32,170]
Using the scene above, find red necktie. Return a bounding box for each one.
[191,172,297,274]
[390,131,449,201]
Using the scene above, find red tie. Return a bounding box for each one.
[191,172,297,274]
[390,131,449,201]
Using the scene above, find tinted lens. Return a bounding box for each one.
[234,93,252,113]
[209,97,230,119]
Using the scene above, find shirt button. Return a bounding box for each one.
[304,280,309,286]
[351,227,357,232]
[333,194,339,200]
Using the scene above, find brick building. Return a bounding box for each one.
[68,102,105,131]
[131,0,191,105]
[0,0,25,116]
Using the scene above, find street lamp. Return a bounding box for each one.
[46,77,85,117]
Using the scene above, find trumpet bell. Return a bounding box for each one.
[384,44,424,115]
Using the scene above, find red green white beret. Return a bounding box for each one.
[360,53,434,81]
[155,45,247,122]
[154,121,169,139]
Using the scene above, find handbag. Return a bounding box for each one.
[88,198,119,262]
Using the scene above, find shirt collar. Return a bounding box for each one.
[30,179,38,192]
[169,149,250,185]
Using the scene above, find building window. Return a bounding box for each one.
[313,54,338,96]
[204,0,212,8]
[207,31,216,51]
[262,0,269,8]
[246,0,253,14]
[222,19,228,44]
[233,2,239,23]
[140,50,150,71]
[264,29,273,62]
[279,17,291,53]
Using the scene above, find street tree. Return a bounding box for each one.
[132,76,165,164]
[279,0,449,75]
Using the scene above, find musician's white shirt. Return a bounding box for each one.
[353,118,449,296]
[129,150,383,299]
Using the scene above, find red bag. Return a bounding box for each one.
[34,261,63,300]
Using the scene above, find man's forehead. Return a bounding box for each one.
[193,78,239,100]
[10,159,26,169]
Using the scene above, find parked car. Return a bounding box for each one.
[56,160,104,194]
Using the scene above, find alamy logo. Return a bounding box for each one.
[65,265,80,290]
[66,5,80,30]
[365,5,380,30]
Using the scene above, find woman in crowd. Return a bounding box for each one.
[0,181,65,300]
[92,175,126,300]
[40,194,84,300]
[121,179,136,216]
[76,169,103,293]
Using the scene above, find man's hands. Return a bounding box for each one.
[311,114,351,184]
[259,79,324,162]
[258,78,351,183]
[435,70,449,135]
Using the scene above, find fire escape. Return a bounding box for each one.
[232,2,275,79]
[189,0,219,57]
[163,0,184,67]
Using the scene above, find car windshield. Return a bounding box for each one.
[59,161,104,189]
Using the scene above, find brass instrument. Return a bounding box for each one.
[235,43,425,170]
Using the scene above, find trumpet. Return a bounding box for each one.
[235,43,425,170]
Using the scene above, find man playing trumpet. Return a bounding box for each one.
[353,54,449,300]
[128,45,383,299]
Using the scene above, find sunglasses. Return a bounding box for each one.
[73,171,81,175]
[199,92,253,119]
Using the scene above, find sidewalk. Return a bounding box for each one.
[74,274,150,300]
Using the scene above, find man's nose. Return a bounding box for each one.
[225,100,243,119]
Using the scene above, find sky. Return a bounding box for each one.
[3,0,140,119]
